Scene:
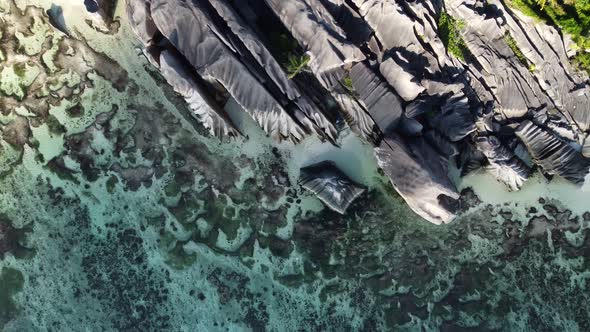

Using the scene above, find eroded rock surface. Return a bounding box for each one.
[3,2,590,331]
[125,0,590,224]
[299,161,366,214]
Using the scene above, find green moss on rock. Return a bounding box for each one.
[438,11,471,61]
[504,32,530,67]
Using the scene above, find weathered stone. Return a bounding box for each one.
[299,161,366,214]
[375,134,459,224]
[515,121,590,185]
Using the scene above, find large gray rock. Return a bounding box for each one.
[85,0,118,26]
[330,87,380,142]
[447,0,590,130]
[380,57,425,102]
[264,0,365,77]
[475,135,531,191]
[318,0,373,46]
[299,161,366,214]
[350,62,404,134]
[208,0,338,143]
[262,0,378,142]
[149,0,306,143]
[125,0,158,44]
[159,50,239,138]
[47,4,70,36]
[123,0,590,224]
[375,135,459,225]
[515,121,590,185]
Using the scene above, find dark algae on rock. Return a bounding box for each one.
[0,267,24,328]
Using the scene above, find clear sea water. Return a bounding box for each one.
[2,1,590,331]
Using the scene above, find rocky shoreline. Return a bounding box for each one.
[124,0,590,224]
[1,1,590,330]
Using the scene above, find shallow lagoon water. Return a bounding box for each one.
[2,1,590,331]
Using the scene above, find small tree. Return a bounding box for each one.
[286,54,310,79]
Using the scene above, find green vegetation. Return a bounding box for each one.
[267,30,312,79]
[504,32,530,67]
[438,11,470,60]
[509,0,546,20]
[285,54,310,79]
[269,32,299,62]
[340,74,358,97]
[342,75,354,91]
[45,158,80,185]
[507,0,590,72]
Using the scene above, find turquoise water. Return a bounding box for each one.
[2,1,590,331]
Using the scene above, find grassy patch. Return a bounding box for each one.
[340,74,358,97]
[509,0,546,21]
[285,54,310,79]
[504,32,530,67]
[575,51,590,70]
[342,75,354,91]
[507,0,590,72]
[438,11,470,60]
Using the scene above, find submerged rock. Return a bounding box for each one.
[299,161,366,214]
[46,4,69,36]
[0,217,32,260]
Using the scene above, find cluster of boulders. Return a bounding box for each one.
[124,0,590,224]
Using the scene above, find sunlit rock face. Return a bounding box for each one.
[299,161,366,214]
[124,0,590,224]
[375,134,459,224]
